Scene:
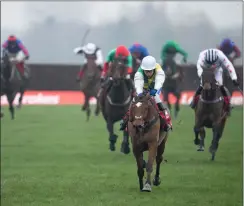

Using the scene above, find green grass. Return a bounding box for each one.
[1,106,243,206]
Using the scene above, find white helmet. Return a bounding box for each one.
[141,55,157,71]
[83,43,96,54]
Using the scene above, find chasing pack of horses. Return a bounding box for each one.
[1,52,242,192]
[75,55,241,192]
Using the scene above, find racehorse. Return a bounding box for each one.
[128,92,169,192]
[161,57,184,119]
[193,67,228,161]
[79,54,101,121]
[99,58,133,154]
[1,52,23,119]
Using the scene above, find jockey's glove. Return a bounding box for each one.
[149,89,158,96]
[232,80,239,86]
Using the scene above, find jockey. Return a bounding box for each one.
[217,38,241,63]
[74,42,104,81]
[161,40,188,65]
[97,45,133,98]
[128,43,149,64]
[99,45,133,84]
[190,48,239,116]
[2,35,30,78]
[120,55,173,132]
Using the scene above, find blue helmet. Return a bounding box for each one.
[221,38,234,47]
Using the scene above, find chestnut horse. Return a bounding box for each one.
[128,92,169,192]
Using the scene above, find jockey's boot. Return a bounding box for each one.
[220,85,232,116]
[190,85,203,109]
[157,102,172,132]
[120,109,130,131]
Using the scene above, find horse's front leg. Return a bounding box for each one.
[197,127,206,151]
[85,96,91,121]
[142,141,157,192]
[133,149,144,191]
[153,138,166,186]
[82,94,89,111]
[7,91,16,120]
[120,129,130,154]
[174,91,181,119]
[106,119,118,151]
[17,85,25,109]
[94,98,100,116]
[209,123,222,161]
[193,125,200,146]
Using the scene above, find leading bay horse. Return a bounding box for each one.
[99,58,133,154]
[193,67,228,161]
[79,54,101,121]
[128,92,169,192]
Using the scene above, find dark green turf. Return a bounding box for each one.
[1,106,243,206]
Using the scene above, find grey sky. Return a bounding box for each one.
[1,1,243,32]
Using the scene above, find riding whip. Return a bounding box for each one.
[81,28,91,46]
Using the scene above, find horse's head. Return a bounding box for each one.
[1,52,13,80]
[129,92,154,128]
[84,54,99,80]
[201,67,217,91]
[111,57,127,80]
[201,67,219,100]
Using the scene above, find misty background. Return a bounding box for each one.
[1,1,243,64]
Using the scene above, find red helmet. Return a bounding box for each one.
[115,45,130,57]
[8,35,17,41]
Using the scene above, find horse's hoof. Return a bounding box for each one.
[120,143,130,154]
[109,143,115,151]
[194,139,200,145]
[197,146,204,152]
[153,177,161,186]
[211,153,215,161]
[142,183,152,192]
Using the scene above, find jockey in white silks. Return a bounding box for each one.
[73,43,104,81]
[190,48,240,116]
